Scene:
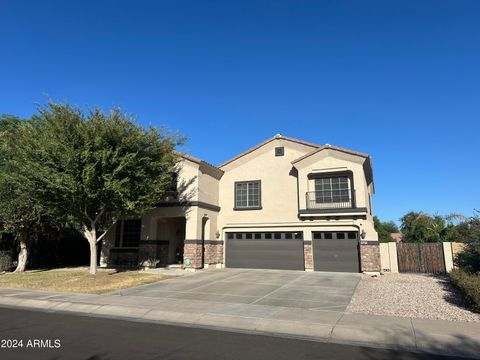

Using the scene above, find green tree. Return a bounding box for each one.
[26,102,183,274]
[382,221,399,234]
[374,216,390,242]
[400,211,461,243]
[373,216,399,242]
[455,210,480,243]
[0,115,60,271]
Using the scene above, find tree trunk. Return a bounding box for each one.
[89,240,97,275]
[83,225,98,275]
[15,232,29,272]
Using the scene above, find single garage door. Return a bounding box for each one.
[225,231,304,270]
[312,231,360,273]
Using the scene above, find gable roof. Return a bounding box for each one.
[218,134,319,168]
[291,144,375,191]
[176,136,374,188]
[291,144,370,165]
[177,152,224,179]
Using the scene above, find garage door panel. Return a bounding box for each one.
[313,236,360,273]
[226,238,304,270]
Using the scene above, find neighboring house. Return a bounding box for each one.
[390,232,403,243]
[101,134,380,273]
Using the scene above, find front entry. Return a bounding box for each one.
[312,231,360,272]
[225,231,304,270]
[156,217,186,264]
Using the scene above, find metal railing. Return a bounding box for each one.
[305,190,354,210]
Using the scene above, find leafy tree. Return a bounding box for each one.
[455,210,480,243]
[454,242,480,274]
[0,115,60,271]
[400,211,461,243]
[382,221,399,234]
[374,216,400,242]
[374,216,392,242]
[25,102,183,274]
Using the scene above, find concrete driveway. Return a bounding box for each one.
[119,268,360,312]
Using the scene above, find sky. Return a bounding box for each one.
[1,0,479,223]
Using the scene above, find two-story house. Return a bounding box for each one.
[100,135,380,273]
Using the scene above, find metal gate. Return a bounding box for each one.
[397,243,446,273]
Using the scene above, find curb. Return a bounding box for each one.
[0,298,478,359]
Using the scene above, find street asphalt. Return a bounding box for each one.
[0,307,471,360]
[1,269,480,358]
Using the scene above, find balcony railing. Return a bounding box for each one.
[305,190,355,210]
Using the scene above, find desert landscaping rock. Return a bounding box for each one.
[347,273,480,322]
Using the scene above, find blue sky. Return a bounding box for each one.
[1,1,479,223]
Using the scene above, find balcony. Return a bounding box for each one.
[300,190,367,215]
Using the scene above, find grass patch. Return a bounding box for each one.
[0,267,173,294]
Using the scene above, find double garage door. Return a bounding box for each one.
[225,232,305,270]
[225,231,359,272]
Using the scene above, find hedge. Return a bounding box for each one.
[449,268,480,311]
[0,251,14,272]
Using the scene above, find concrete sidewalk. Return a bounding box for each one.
[0,283,479,358]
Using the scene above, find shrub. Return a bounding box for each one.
[449,268,480,311]
[0,251,14,272]
[454,242,480,274]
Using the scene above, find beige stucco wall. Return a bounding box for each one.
[379,242,398,273]
[443,242,454,272]
[176,158,200,202]
[296,150,371,213]
[218,139,316,226]
[217,138,377,241]
[197,168,220,205]
[100,138,379,267]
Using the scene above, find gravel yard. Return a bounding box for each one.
[347,273,480,322]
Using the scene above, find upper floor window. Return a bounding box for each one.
[235,180,261,209]
[165,172,178,200]
[314,176,350,203]
[115,219,142,247]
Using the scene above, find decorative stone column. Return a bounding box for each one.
[304,241,313,270]
[204,240,224,266]
[183,240,203,269]
[360,242,381,272]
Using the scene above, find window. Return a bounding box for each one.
[254,233,262,239]
[235,181,261,209]
[314,177,350,203]
[227,233,234,240]
[265,233,272,239]
[348,232,357,239]
[324,232,333,239]
[165,172,178,199]
[114,221,122,247]
[275,147,284,156]
[246,233,253,239]
[274,232,281,239]
[337,232,345,239]
[114,219,141,248]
